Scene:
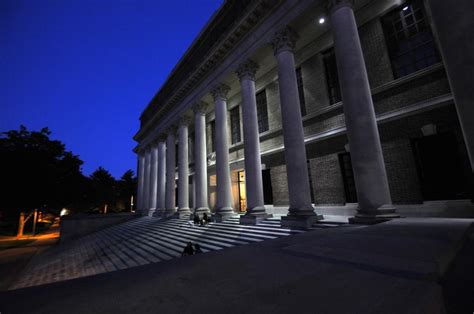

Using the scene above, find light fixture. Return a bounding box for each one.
[318,17,325,24]
[402,5,409,11]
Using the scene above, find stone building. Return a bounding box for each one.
[134,0,474,227]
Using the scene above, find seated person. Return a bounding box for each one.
[194,243,203,254]
[182,242,194,256]
[193,214,201,225]
[202,213,211,225]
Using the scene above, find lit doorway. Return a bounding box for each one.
[237,170,246,212]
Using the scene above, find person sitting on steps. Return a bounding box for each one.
[194,243,203,254]
[193,214,201,226]
[182,242,194,256]
[202,212,211,226]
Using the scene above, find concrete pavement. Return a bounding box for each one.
[0,217,472,314]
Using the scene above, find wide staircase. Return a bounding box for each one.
[11,215,345,290]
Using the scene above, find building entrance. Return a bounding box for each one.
[237,171,246,212]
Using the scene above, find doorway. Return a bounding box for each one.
[262,169,273,204]
[237,170,246,212]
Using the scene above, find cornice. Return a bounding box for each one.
[134,0,284,142]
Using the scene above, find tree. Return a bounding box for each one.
[117,170,137,211]
[89,166,116,212]
[0,126,85,218]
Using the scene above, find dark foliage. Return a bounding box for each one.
[0,126,136,219]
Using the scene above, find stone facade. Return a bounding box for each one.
[134,0,474,222]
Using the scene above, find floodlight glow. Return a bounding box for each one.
[402,6,409,11]
[319,17,325,24]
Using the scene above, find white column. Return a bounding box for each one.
[210,83,234,221]
[193,101,210,216]
[271,27,321,228]
[137,152,145,212]
[148,142,159,216]
[177,116,191,218]
[164,126,177,216]
[236,59,271,225]
[155,137,166,216]
[329,0,398,223]
[143,147,152,214]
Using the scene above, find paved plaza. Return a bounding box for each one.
[0,217,473,313]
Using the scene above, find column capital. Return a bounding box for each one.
[157,133,167,143]
[271,26,299,55]
[326,0,354,14]
[236,59,260,81]
[210,83,231,101]
[165,125,177,135]
[179,115,192,127]
[193,101,209,115]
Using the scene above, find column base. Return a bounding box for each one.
[349,204,400,225]
[213,207,235,222]
[164,208,177,217]
[240,212,273,225]
[152,209,164,218]
[178,208,191,219]
[280,214,323,229]
[146,208,157,217]
[194,207,211,218]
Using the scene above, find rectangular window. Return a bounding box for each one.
[210,120,216,152]
[323,48,342,105]
[256,90,269,133]
[381,0,440,78]
[230,106,241,144]
[296,67,307,116]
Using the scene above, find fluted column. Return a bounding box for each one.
[211,83,234,221]
[193,101,210,216]
[271,27,321,228]
[164,126,177,216]
[137,152,145,212]
[236,59,271,225]
[143,147,152,214]
[148,142,159,216]
[177,116,191,218]
[329,0,398,223]
[155,136,166,216]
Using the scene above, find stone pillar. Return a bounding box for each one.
[164,126,177,216]
[427,0,474,175]
[148,142,159,216]
[137,152,146,212]
[177,116,191,218]
[193,101,210,216]
[236,59,272,225]
[271,27,321,229]
[143,147,152,214]
[329,0,398,223]
[154,137,167,217]
[211,84,234,221]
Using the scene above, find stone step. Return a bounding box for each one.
[10,215,345,290]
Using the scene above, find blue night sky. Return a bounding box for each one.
[1,0,223,178]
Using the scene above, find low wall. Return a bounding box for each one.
[60,213,137,243]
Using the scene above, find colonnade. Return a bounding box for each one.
[135,1,398,226]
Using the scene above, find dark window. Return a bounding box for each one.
[256,90,269,133]
[382,0,440,78]
[323,48,342,105]
[338,152,358,203]
[296,67,307,116]
[230,106,241,144]
[210,120,216,152]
